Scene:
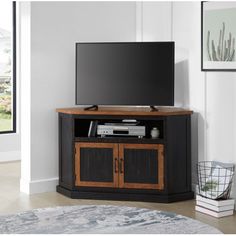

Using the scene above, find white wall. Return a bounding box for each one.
[19,1,31,193]
[0,134,20,162]
[172,2,206,188]
[142,2,172,41]
[20,1,136,193]
[206,73,236,200]
[172,2,236,199]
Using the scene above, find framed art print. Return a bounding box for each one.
[201,2,236,71]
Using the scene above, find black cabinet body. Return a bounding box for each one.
[57,109,193,203]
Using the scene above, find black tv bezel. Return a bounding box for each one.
[75,41,175,106]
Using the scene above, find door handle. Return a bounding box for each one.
[119,159,124,174]
[114,158,119,173]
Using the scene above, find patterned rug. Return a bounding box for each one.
[0,205,221,234]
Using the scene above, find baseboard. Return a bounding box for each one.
[193,183,198,197]
[0,151,21,162]
[20,177,59,194]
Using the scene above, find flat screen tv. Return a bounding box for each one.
[76,42,174,106]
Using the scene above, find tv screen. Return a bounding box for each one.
[76,42,174,106]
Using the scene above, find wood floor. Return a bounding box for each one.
[0,161,235,234]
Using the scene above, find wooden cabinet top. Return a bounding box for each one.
[56,107,193,116]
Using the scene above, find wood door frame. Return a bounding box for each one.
[119,143,164,190]
[75,142,119,187]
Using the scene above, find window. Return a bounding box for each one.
[0,2,16,133]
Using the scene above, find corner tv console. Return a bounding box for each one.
[56,107,194,203]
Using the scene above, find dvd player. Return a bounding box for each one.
[97,124,145,138]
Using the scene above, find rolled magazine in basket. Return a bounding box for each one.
[198,161,235,200]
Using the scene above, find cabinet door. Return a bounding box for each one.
[75,143,119,188]
[119,144,164,190]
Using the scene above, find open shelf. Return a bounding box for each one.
[74,118,165,140]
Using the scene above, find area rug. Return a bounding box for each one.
[0,205,221,234]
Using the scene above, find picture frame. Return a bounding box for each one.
[201,1,236,71]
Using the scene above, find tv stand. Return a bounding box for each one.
[56,107,194,203]
[84,105,98,111]
[150,106,159,112]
